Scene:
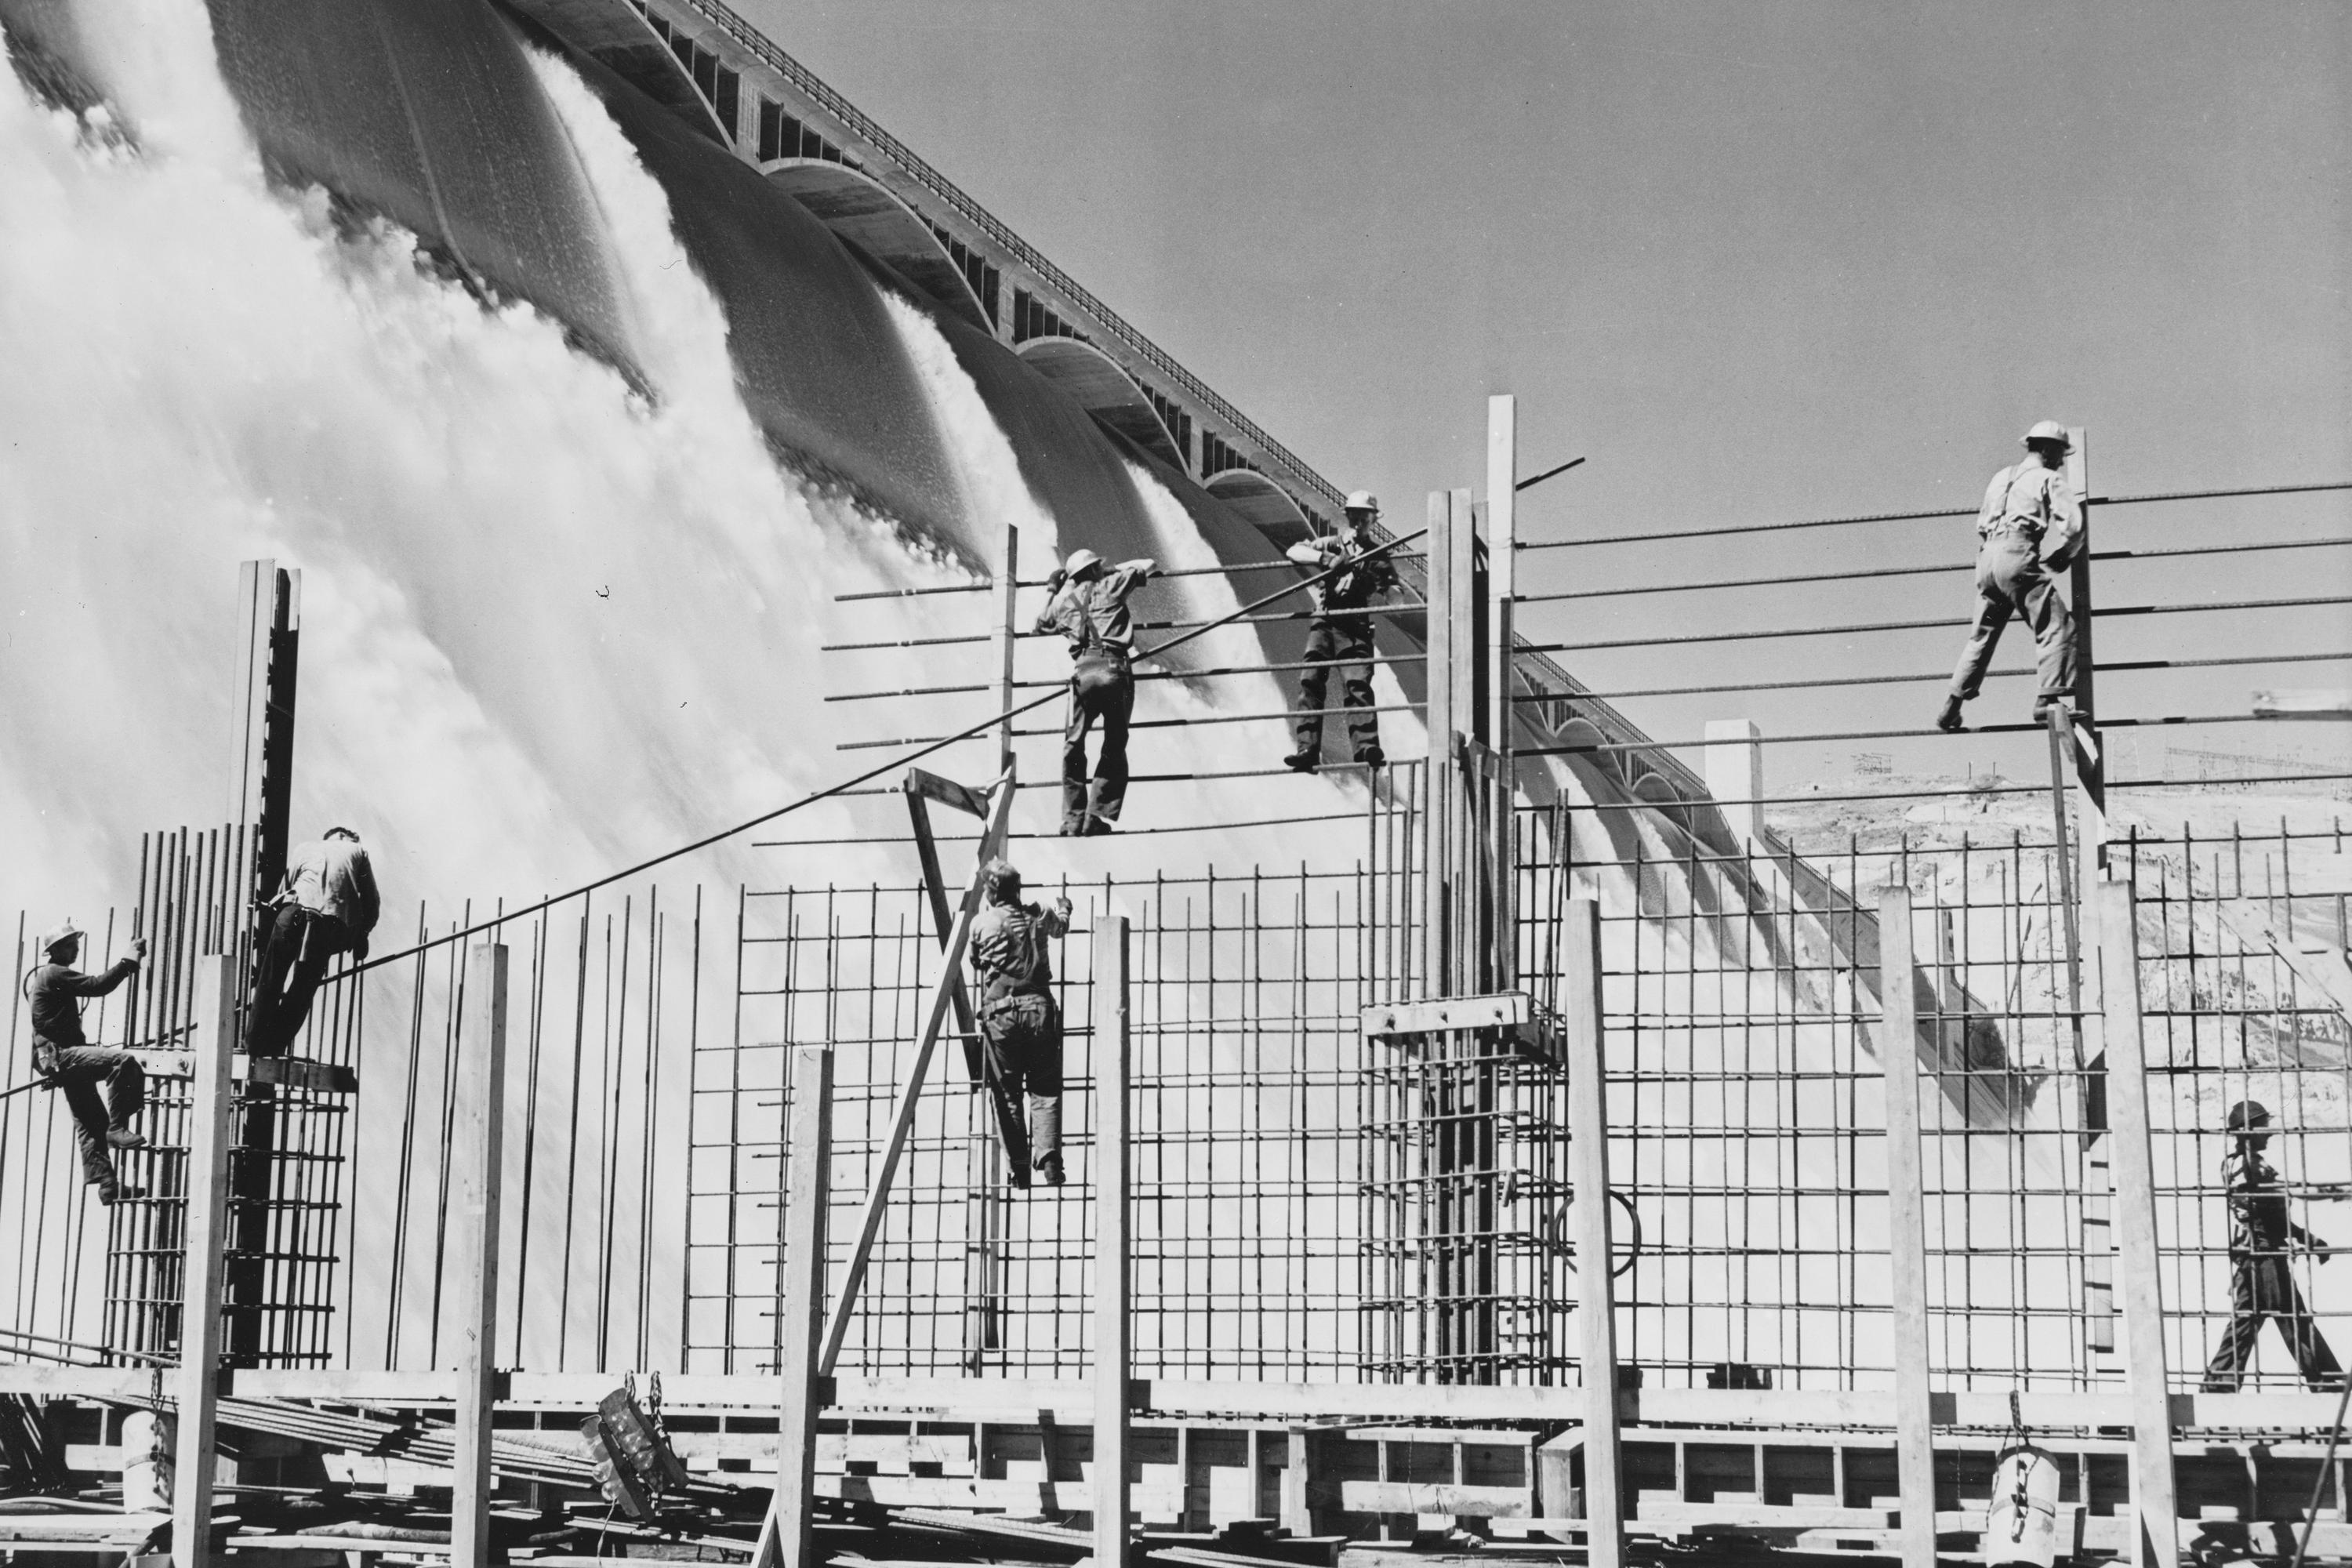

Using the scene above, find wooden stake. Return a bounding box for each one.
[171,954,238,1568]
[1563,900,1624,1568]
[764,1044,834,1568]
[1424,492,1454,999]
[2092,881,2179,1568]
[450,943,509,1567]
[1093,916,1133,1568]
[1877,888,1936,1568]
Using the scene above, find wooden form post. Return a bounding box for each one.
[450,943,509,1567]
[821,771,1015,1374]
[1704,720,1764,849]
[1092,916,1133,1568]
[996,523,1021,774]
[1486,398,1517,990]
[2092,881,2179,1568]
[171,955,238,1568]
[1424,491,1455,999]
[761,1044,834,1568]
[2065,428,2101,831]
[1563,899,1624,1568]
[1877,889,1936,1568]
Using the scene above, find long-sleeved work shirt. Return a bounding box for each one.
[970,898,1071,1003]
[1285,530,1397,615]
[277,837,382,937]
[1976,462,2081,557]
[24,958,138,1054]
[1036,561,1156,652]
[2223,1145,2315,1258]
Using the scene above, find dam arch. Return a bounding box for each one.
[762,159,993,332]
[1014,335,1189,471]
[1203,466,1318,552]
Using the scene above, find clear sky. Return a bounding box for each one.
[743,0,2350,797]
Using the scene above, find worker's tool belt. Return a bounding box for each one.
[1071,643,1131,702]
[982,992,1054,1027]
[31,1040,60,1077]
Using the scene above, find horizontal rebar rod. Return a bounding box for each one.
[834,700,1425,750]
[1515,478,2352,552]
[1519,593,2352,655]
[1510,648,2352,704]
[829,647,1428,703]
[833,552,1433,602]
[1525,708,2315,759]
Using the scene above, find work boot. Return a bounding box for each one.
[1036,1152,1065,1187]
[1283,748,1319,774]
[1934,697,1965,733]
[1081,816,1115,837]
[1007,1164,1032,1191]
[1354,746,1385,769]
[98,1181,143,1206]
[105,1128,148,1151]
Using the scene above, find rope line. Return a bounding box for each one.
[343,528,1428,975]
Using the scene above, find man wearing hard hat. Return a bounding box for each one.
[1036,547,1158,836]
[245,826,381,1055]
[22,922,151,1203]
[2201,1099,2342,1391]
[1936,423,2082,732]
[1282,491,1398,773]
[967,858,1074,1188]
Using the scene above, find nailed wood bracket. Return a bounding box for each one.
[1359,990,1563,1064]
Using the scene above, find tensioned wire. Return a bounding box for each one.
[337,526,1429,978]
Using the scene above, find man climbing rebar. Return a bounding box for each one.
[969,858,1073,1188]
[23,922,151,1204]
[2201,1099,2343,1391]
[1936,421,2082,733]
[245,825,381,1056]
[1037,547,1157,837]
[1283,491,1396,773]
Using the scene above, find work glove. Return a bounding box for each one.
[350,937,368,964]
[2042,543,2078,573]
[129,937,150,962]
[1053,895,1073,921]
[1047,568,1067,591]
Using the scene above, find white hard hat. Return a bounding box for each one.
[38,920,84,956]
[2020,421,2071,452]
[1344,490,1378,514]
[1062,548,1103,579]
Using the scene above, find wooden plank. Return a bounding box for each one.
[448,944,508,1568]
[2093,881,2180,1568]
[1875,887,1935,1568]
[996,524,1020,771]
[1340,1482,1529,1518]
[1096,916,1134,1568]
[1425,489,1454,998]
[118,1051,354,1094]
[821,768,1014,1374]
[761,1044,833,1568]
[174,953,238,1568]
[1563,898,1624,1568]
[1450,487,1476,747]
[1360,993,1529,1038]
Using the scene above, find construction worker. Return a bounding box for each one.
[2201,1100,2342,1391]
[968,858,1073,1188]
[1936,421,2082,732]
[1037,547,1158,837]
[1283,491,1397,772]
[245,826,381,1056]
[23,923,151,1203]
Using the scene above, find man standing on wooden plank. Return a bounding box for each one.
[2201,1099,2343,1391]
[1936,422,2082,733]
[245,825,380,1055]
[1038,548,1157,837]
[969,858,1073,1189]
[1283,491,1396,774]
[23,921,151,1203]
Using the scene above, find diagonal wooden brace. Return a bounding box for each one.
[821,768,1016,1375]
